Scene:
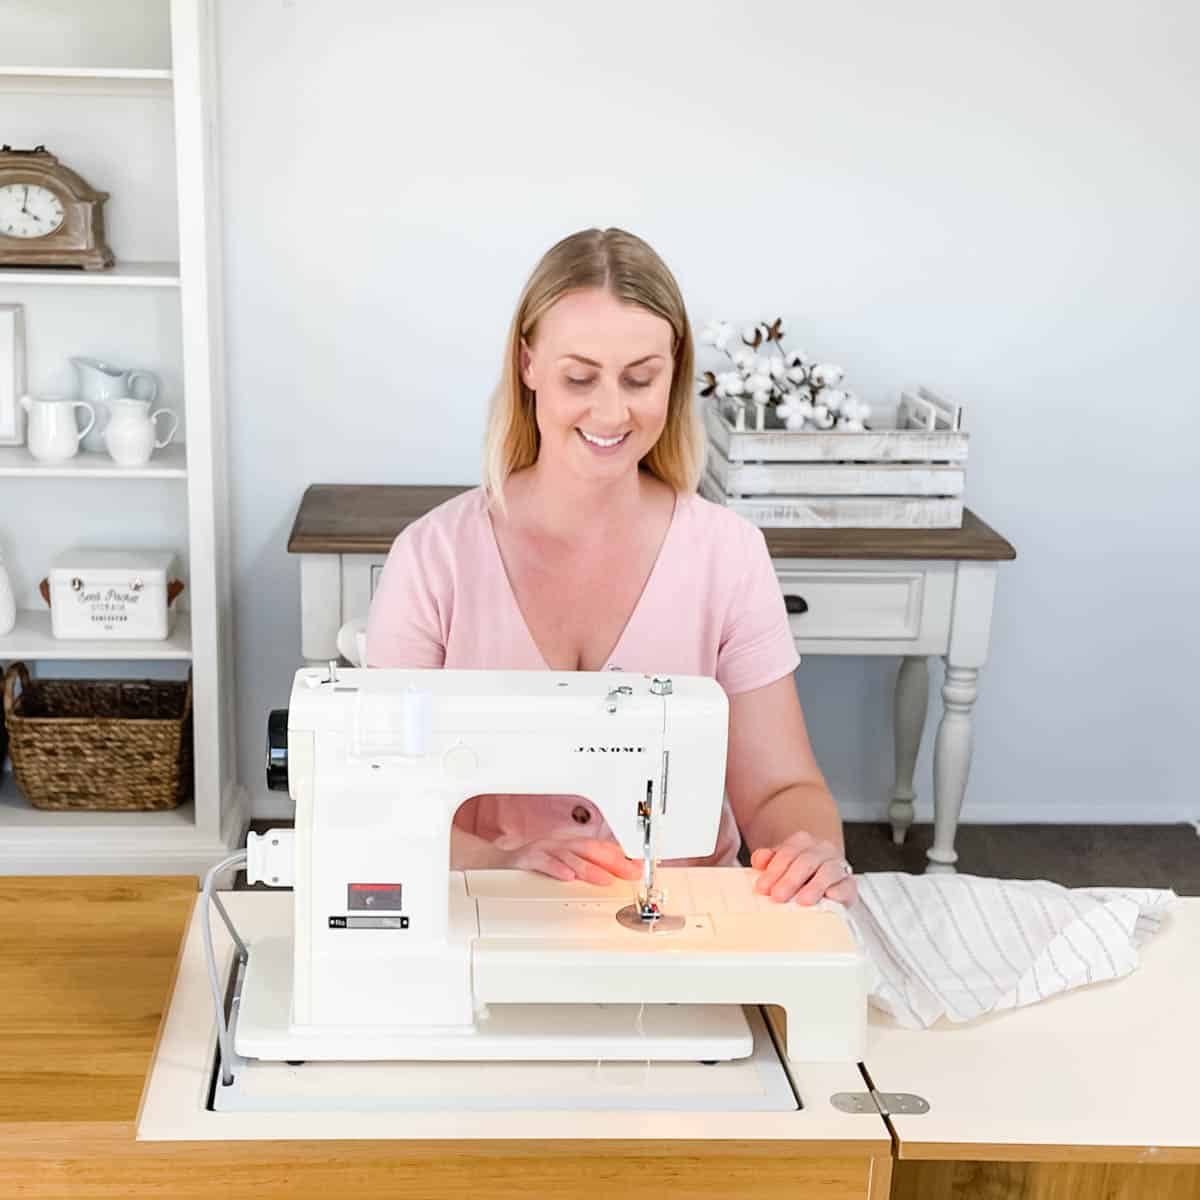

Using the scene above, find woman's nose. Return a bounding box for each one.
[589,380,630,427]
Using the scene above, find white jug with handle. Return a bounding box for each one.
[20,394,95,464]
[103,397,179,467]
[70,357,160,454]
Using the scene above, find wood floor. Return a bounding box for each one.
[842,822,1200,893]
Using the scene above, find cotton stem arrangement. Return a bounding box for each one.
[697,318,871,432]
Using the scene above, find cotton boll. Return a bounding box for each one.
[717,371,744,397]
[776,396,814,426]
[842,395,872,423]
[820,388,847,414]
[786,347,810,367]
[840,391,870,422]
[812,405,834,430]
[785,364,808,385]
[784,412,808,431]
[733,349,757,373]
[810,363,846,388]
[699,319,735,352]
[752,389,772,406]
[767,355,788,382]
[746,371,773,395]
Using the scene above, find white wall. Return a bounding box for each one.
[215,0,1200,825]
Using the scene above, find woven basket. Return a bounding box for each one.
[2,662,193,811]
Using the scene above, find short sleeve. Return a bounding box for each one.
[715,522,801,695]
[364,525,446,668]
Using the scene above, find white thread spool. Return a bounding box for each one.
[401,686,433,756]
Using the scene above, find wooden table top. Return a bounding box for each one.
[287,484,1016,561]
[0,875,197,1131]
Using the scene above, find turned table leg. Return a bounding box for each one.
[889,655,929,845]
[927,663,979,873]
[926,561,998,874]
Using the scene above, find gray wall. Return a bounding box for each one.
[216,1,1200,825]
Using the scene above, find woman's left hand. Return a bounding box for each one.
[750,831,857,906]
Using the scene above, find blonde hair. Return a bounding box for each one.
[482,227,706,516]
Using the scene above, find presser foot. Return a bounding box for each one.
[615,903,686,934]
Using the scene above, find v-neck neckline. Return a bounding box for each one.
[482,486,681,673]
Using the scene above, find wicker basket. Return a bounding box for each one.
[0,678,8,771]
[1,662,193,812]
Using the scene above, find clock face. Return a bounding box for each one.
[0,183,66,239]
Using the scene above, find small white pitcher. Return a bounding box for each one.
[20,394,96,464]
[103,397,179,467]
[70,357,160,454]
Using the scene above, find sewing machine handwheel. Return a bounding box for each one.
[266,708,290,791]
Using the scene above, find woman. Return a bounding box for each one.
[366,227,855,906]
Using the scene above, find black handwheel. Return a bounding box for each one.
[266,708,290,791]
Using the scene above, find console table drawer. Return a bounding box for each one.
[775,568,929,640]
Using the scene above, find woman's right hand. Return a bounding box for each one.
[498,836,643,885]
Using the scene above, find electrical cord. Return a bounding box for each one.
[201,850,249,1087]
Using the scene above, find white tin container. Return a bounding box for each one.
[48,548,181,640]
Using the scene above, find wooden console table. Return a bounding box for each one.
[287,485,1016,872]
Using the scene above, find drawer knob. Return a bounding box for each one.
[784,594,809,615]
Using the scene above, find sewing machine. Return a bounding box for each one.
[206,666,866,1086]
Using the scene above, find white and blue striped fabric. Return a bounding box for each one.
[840,874,1177,1029]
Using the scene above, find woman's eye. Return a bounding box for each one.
[565,376,653,388]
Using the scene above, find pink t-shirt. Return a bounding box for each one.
[365,485,801,866]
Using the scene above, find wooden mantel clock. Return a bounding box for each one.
[0,145,115,271]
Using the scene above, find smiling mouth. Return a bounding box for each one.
[577,429,630,448]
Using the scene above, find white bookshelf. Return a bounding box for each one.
[0,609,193,660]
[0,66,173,81]
[0,0,246,875]
[0,67,174,96]
[0,443,187,478]
[0,261,181,287]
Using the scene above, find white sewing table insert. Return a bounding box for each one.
[288,485,1017,874]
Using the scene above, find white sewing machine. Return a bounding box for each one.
[205,666,865,1086]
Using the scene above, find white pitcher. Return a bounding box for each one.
[20,394,95,464]
[70,357,160,454]
[103,397,179,467]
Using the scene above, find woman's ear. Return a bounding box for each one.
[519,337,535,390]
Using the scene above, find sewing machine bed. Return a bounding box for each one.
[232,867,862,1065]
[215,998,794,1114]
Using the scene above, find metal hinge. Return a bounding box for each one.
[830,1090,930,1116]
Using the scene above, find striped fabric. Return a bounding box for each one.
[840,873,1177,1029]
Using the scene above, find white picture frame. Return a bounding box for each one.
[0,304,27,445]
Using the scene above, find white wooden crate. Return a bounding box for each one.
[702,387,968,529]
